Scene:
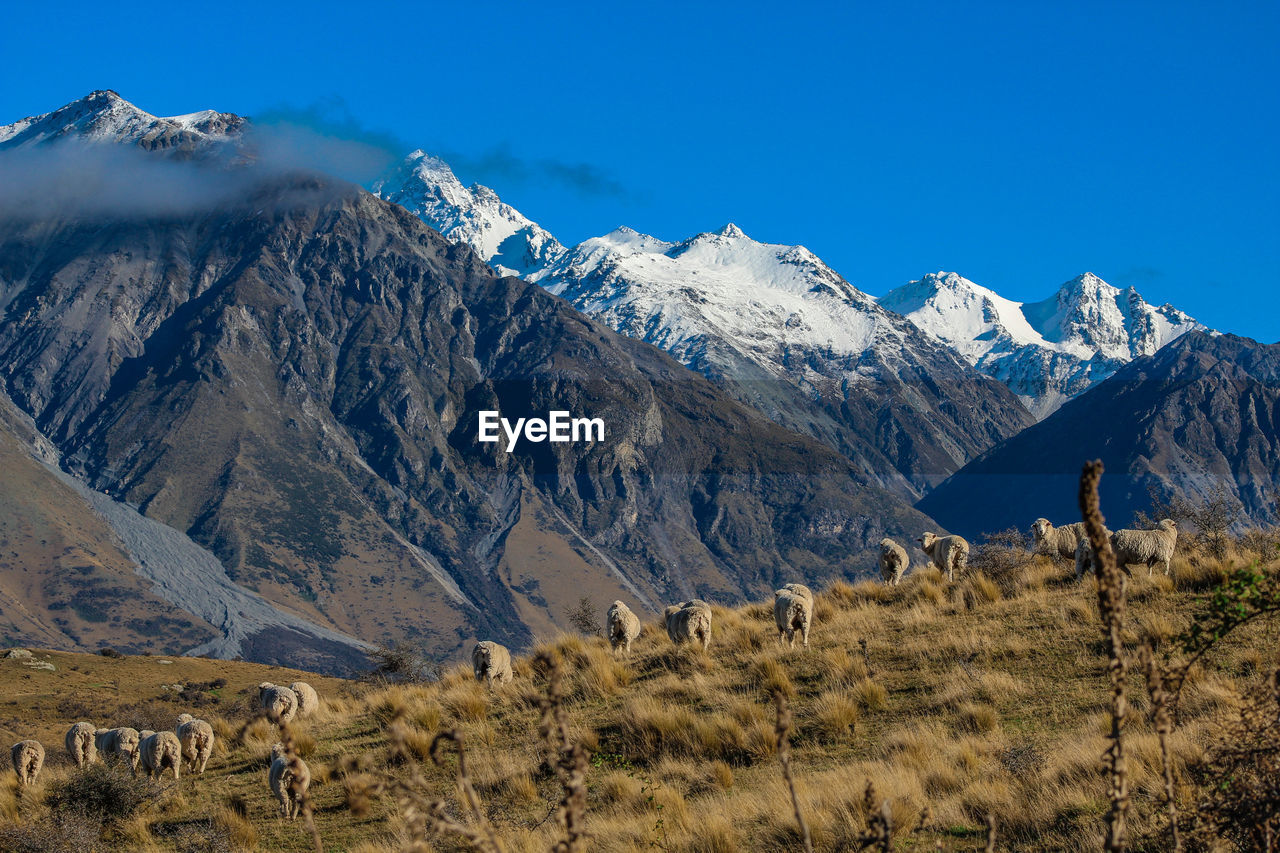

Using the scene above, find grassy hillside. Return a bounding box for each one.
[1,537,1277,852]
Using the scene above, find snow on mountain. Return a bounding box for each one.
[372,151,564,278]
[880,271,1205,418]
[0,90,244,151]
[530,223,900,379]
[378,149,1032,493]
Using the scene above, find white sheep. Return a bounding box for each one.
[258,683,300,724]
[1032,519,1104,560]
[472,641,513,686]
[175,713,215,774]
[779,583,813,603]
[773,589,812,649]
[65,721,97,768]
[917,532,970,581]
[269,748,311,820]
[606,600,642,655]
[289,682,320,717]
[139,731,182,781]
[878,538,909,586]
[10,740,44,787]
[95,727,142,774]
[664,599,712,651]
[1111,519,1179,576]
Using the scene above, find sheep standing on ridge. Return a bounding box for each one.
[269,742,311,820]
[65,721,97,768]
[139,731,182,781]
[95,727,142,774]
[1111,519,1179,576]
[664,599,712,651]
[472,641,513,686]
[175,713,215,775]
[1030,519,1090,560]
[259,683,299,724]
[606,601,642,655]
[289,682,320,718]
[773,588,813,649]
[10,740,43,787]
[918,532,970,581]
[878,538,909,586]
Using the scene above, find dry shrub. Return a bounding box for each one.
[968,527,1033,583]
[235,717,276,754]
[820,646,867,686]
[1193,670,1280,849]
[440,681,490,723]
[821,580,858,610]
[594,769,643,809]
[751,656,795,699]
[951,572,1002,610]
[1136,613,1180,651]
[710,760,734,789]
[1062,596,1095,625]
[686,813,739,852]
[212,804,258,851]
[904,570,946,607]
[810,689,860,741]
[955,702,1000,735]
[853,678,887,711]
[0,811,102,853]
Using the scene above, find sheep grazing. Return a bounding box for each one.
[773,588,813,649]
[139,731,182,781]
[175,713,215,774]
[95,727,142,774]
[664,599,713,651]
[269,748,312,820]
[258,683,300,724]
[1111,519,1179,576]
[10,740,44,787]
[606,600,642,655]
[878,538,909,586]
[472,641,513,686]
[917,532,970,581]
[289,682,320,717]
[65,721,97,768]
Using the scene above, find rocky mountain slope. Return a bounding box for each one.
[375,159,1033,496]
[0,94,939,669]
[881,271,1204,418]
[918,331,1280,537]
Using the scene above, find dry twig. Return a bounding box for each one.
[772,691,814,853]
[1079,459,1129,852]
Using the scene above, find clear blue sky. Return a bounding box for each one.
[3,1,1277,341]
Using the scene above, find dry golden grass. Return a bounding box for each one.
[0,542,1276,851]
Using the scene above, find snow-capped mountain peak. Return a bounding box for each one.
[0,90,244,151]
[371,151,564,278]
[881,270,1206,417]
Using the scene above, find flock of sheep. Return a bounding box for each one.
[8,679,321,822]
[465,517,1182,687]
[9,516,1181,823]
[469,518,1181,683]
